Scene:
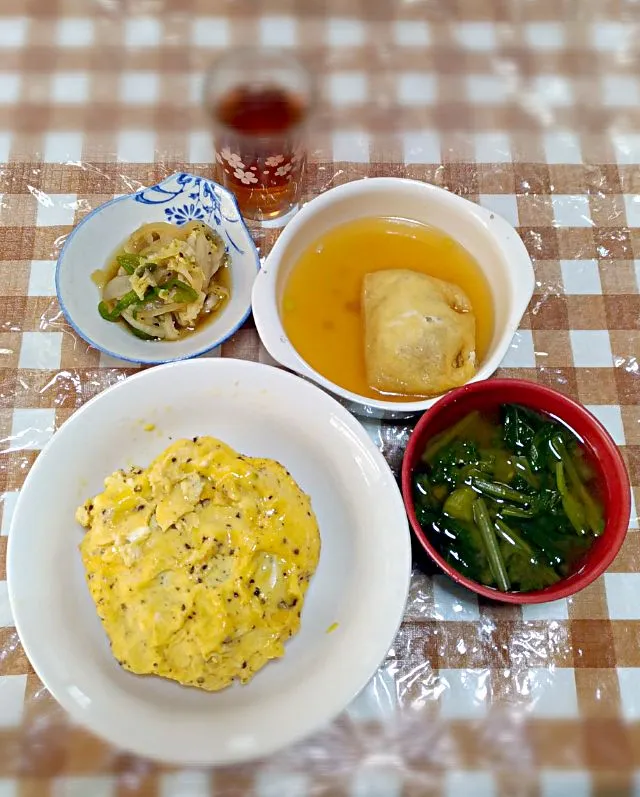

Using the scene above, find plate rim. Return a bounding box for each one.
[7,358,412,765]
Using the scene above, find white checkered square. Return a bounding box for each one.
[52,777,116,797]
[617,669,640,721]
[159,772,212,797]
[0,74,20,104]
[259,16,297,47]
[189,131,214,163]
[524,23,565,49]
[602,75,640,108]
[439,668,489,718]
[526,668,579,718]
[19,331,63,370]
[28,260,56,296]
[624,194,640,227]
[630,492,638,529]
[1,492,18,536]
[500,330,535,368]
[35,194,78,227]
[585,405,625,445]
[446,772,496,797]
[327,18,364,47]
[328,72,367,105]
[466,75,509,104]
[0,18,28,48]
[398,73,436,105]
[611,133,640,165]
[0,582,12,627]
[532,75,573,107]
[522,598,568,621]
[544,131,583,164]
[10,408,56,450]
[432,575,480,621]
[117,131,157,163]
[551,195,593,227]
[539,771,591,797]
[120,72,159,105]
[189,73,204,105]
[98,352,142,369]
[346,669,397,722]
[479,194,519,227]
[56,18,94,47]
[191,17,229,47]
[332,130,370,162]
[402,130,441,163]
[51,73,89,104]
[560,259,602,294]
[351,768,402,797]
[0,676,26,728]
[605,573,640,620]
[255,771,310,797]
[569,330,613,367]
[455,22,496,51]
[0,778,18,797]
[124,18,161,48]
[591,22,631,50]
[43,132,84,163]
[0,132,11,162]
[474,132,511,163]
[393,20,430,46]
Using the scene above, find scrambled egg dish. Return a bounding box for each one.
[76,436,321,691]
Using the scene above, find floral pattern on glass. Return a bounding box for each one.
[216,146,303,189]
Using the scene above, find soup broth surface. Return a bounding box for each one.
[281,216,494,401]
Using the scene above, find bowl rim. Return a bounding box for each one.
[55,172,260,365]
[401,378,631,604]
[253,176,535,414]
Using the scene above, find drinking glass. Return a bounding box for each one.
[203,48,314,223]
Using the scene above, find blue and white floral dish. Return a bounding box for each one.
[56,172,260,364]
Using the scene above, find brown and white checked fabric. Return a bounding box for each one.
[1,0,640,795]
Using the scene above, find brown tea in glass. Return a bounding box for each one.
[204,49,313,223]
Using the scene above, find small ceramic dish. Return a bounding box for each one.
[252,177,535,419]
[56,172,259,364]
[401,379,631,604]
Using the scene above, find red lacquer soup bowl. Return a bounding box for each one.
[401,379,631,604]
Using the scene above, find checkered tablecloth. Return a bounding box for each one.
[1,1,639,795]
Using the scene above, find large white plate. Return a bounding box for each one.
[8,359,411,766]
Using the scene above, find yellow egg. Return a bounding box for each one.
[76,437,321,691]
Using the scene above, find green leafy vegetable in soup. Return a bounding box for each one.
[412,404,605,593]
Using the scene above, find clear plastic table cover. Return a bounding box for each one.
[0,1,639,795]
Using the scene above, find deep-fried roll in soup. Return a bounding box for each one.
[363,269,477,396]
